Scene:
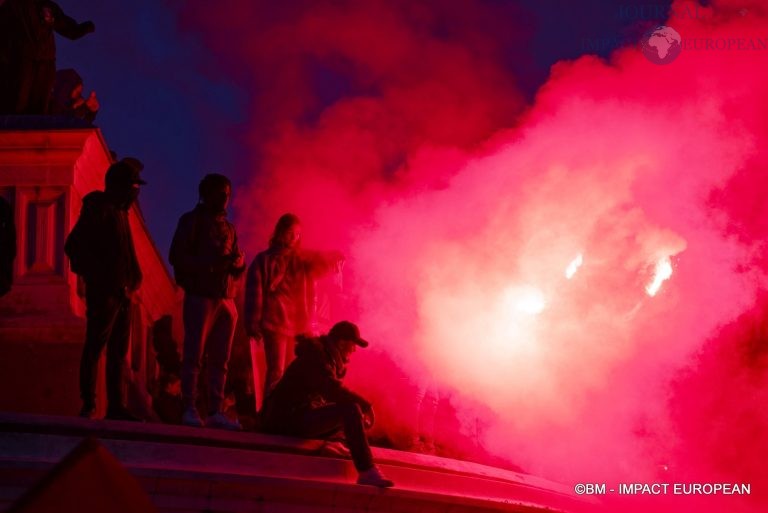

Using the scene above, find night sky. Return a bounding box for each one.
[56,0,674,262]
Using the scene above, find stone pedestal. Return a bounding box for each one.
[0,123,179,418]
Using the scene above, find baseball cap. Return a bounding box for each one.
[328,321,369,348]
[105,158,147,187]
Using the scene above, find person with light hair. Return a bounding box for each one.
[245,213,343,396]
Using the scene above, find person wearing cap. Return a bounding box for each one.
[261,321,394,487]
[64,158,145,421]
[169,173,245,431]
[245,213,344,397]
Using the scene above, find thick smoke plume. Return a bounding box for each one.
[175,1,768,510]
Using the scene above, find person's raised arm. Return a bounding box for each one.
[50,2,94,40]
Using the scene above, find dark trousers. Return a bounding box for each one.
[181,295,237,414]
[288,402,374,472]
[262,329,294,396]
[79,289,131,411]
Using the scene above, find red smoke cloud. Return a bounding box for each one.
[174,1,768,510]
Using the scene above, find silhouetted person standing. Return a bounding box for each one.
[262,321,393,487]
[169,174,245,430]
[64,158,144,421]
[245,213,343,397]
[0,196,16,297]
[0,0,94,114]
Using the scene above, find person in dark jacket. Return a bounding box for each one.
[169,173,245,430]
[262,321,394,487]
[64,158,145,421]
[245,213,343,397]
[0,196,16,297]
[50,68,99,122]
[0,0,95,114]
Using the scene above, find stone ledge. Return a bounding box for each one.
[0,412,596,513]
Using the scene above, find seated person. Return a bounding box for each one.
[51,68,99,123]
[261,321,393,488]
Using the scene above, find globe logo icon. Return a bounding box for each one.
[641,25,682,65]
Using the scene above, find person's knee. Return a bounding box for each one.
[222,299,238,323]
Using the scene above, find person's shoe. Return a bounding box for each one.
[182,407,204,427]
[357,465,394,488]
[105,406,142,422]
[205,412,242,431]
[79,405,97,420]
[320,440,351,457]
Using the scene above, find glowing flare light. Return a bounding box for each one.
[501,285,547,316]
[645,257,673,297]
[565,253,584,280]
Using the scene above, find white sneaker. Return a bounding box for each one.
[320,440,351,457]
[205,412,242,431]
[357,465,394,488]
[182,407,204,428]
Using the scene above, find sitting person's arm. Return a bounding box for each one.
[322,376,374,424]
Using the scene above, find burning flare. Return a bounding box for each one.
[565,253,584,280]
[645,257,673,297]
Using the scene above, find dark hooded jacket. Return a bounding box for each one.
[64,191,142,295]
[50,68,96,122]
[261,334,369,431]
[168,204,245,299]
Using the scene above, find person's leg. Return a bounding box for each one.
[262,329,287,396]
[299,403,374,472]
[205,299,240,430]
[79,290,121,416]
[105,295,132,416]
[283,332,296,373]
[180,295,213,424]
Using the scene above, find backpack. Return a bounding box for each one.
[64,220,88,276]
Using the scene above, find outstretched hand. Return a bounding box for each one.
[85,91,99,112]
[362,403,375,429]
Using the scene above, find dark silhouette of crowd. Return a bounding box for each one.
[60,166,393,487]
[1,1,394,488]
